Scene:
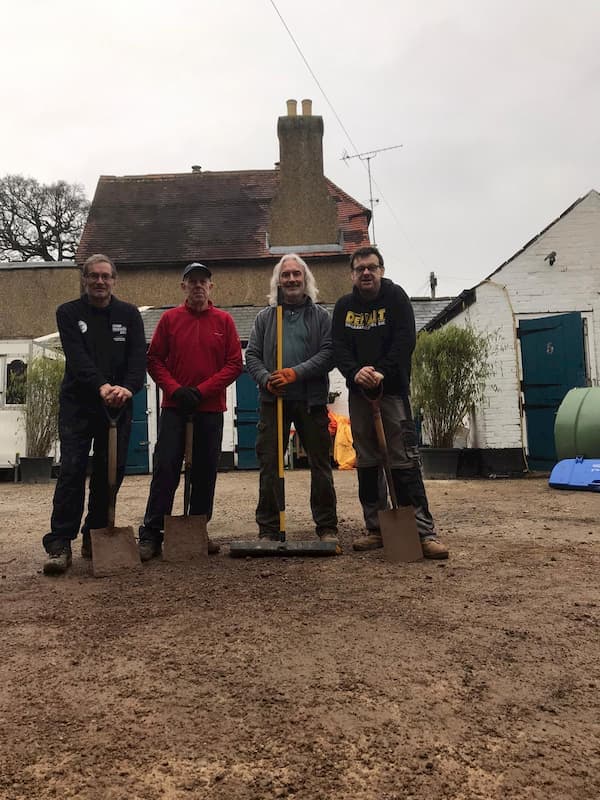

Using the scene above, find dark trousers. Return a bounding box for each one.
[349,392,436,539]
[140,408,224,543]
[357,464,435,537]
[43,403,131,553]
[255,401,337,536]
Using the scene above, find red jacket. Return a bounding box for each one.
[148,302,243,412]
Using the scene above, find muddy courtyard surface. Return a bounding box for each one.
[0,470,599,800]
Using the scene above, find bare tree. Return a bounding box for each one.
[0,175,90,262]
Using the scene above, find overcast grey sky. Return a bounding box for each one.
[2,0,599,296]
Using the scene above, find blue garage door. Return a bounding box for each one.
[235,371,260,469]
[126,386,149,474]
[519,312,586,470]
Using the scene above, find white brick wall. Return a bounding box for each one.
[437,190,600,451]
[444,283,524,449]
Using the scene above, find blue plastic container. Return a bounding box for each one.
[549,457,600,491]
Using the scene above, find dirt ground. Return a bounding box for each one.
[0,468,599,800]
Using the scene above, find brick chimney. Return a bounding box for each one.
[268,99,339,249]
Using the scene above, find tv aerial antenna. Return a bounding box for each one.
[341,144,403,245]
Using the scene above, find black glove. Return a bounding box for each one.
[362,384,383,401]
[172,387,202,415]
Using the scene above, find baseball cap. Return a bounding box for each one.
[182,262,212,279]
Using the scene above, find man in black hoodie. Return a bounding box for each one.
[42,254,146,575]
[332,246,448,558]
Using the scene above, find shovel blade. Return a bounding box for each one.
[378,506,423,563]
[90,525,142,577]
[163,515,208,562]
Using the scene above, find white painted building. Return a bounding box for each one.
[0,339,65,471]
[0,340,30,467]
[426,189,600,472]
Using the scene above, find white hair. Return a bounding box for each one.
[267,253,319,305]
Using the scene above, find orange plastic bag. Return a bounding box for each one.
[331,414,356,470]
[327,411,338,437]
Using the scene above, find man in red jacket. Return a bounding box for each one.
[138,263,243,560]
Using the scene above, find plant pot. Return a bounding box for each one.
[457,448,482,478]
[420,447,460,479]
[19,456,53,484]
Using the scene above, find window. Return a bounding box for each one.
[6,359,27,405]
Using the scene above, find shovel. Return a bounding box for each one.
[369,394,423,563]
[90,411,142,577]
[163,417,208,562]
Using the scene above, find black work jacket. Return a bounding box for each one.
[56,295,146,407]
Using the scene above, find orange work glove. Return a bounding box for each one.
[266,379,285,396]
[269,368,297,388]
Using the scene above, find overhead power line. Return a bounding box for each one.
[268,0,361,157]
[267,0,433,276]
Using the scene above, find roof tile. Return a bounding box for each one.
[77,171,370,265]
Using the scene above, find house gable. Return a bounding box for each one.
[426,189,600,330]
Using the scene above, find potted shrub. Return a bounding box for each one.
[411,325,493,478]
[11,355,65,482]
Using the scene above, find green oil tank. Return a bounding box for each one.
[554,387,600,460]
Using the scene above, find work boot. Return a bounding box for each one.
[138,539,162,562]
[318,528,339,543]
[258,532,280,542]
[81,531,92,560]
[43,543,72,576]
[352,531,383,551]
[421,537,449,560]
[207,538,220,555]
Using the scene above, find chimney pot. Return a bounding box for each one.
[301,98,312,116]
[286,99,297,117]
[191,165,202,173]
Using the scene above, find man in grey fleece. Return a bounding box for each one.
[245,254,338,542]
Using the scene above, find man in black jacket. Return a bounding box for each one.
[332,246,448,558]
[42,254,147,575]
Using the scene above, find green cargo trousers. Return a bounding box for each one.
[255,400,338,537]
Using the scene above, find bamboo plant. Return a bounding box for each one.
[411,325,493,449]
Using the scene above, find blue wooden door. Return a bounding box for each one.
[126,386,149,474]
[519,312,586,470]
[235,371,260,469]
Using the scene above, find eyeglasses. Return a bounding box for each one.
[351,264,381,274]
[85,272,114,282]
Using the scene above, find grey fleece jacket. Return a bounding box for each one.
[245,298,333,406]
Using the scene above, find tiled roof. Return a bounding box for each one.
[411,298,455,332]
[140,305,262,343]
[77,171,370,266]
[36,298,455,351]
[140,298,454,344]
